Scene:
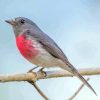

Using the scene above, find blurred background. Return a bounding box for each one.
[0,0,100,100]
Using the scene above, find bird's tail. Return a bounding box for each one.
[62,62,97,95]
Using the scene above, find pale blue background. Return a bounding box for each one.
[0,0,100,100]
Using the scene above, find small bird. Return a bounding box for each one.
[6,17,96,95]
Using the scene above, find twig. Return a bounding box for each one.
[28,81,49,100]
[68,78,90,100]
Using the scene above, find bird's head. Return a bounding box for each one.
[5,17,36,36]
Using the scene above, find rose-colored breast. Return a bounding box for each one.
[16,34,38,60]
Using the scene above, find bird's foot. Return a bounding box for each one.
[39,68,47,77]
[28,66,47,77]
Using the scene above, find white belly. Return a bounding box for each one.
[29,47,66,68]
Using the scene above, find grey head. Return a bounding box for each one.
[5,17,39,37]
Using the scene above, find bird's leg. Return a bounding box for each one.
[28,66,39,72]
[28,66,47,77]
[39,67,44,72]
[39,68,47,77]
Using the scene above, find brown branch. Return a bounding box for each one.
[0,68,99,83]
[0,68,99,100]
[68,78,90,100]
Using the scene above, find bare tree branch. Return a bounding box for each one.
[28,81,49,100]
[68,78,90,100]
[0,68,99,83]
[0,68,99,100]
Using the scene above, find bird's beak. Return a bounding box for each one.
[5,20,16,26]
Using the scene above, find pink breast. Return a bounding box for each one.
[16,34,38,60]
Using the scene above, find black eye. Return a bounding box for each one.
[20,19,25,24]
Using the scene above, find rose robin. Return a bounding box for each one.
[6,17,96,95]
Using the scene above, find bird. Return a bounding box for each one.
[5,17,96,95]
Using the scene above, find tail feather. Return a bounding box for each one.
[73,69,97,95]
[62,64,97,95]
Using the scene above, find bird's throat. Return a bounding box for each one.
[16,34,38,60]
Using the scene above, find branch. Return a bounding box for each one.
[68,78,90,100]
[0,68,99,83]
[0,68,99,99]
[28,81,48,100]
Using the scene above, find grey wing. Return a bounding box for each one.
[26,29,69,63]
[26,28,77,69]
[31,29,76,70]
